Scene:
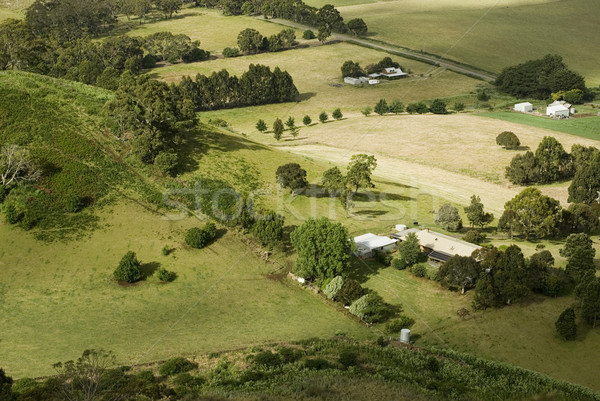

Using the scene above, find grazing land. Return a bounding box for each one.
[334,0,600,86]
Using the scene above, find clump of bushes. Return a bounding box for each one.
[185,222,217,249]
[411,264,428,278]
[323,276,344,300]
[113,251,142,283]
[155,267,177,282]
[159,357,198,376]
[253,351,281,368]
[349,292,392,323]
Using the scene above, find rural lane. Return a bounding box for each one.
[263,18,497,82]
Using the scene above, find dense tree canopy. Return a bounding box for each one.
[397,232,422,267]
[496,131,520,150]
[114,251,142,283]
[534,136,573,184]
[341,60,363,78]
[252,210,284,248]
[502,188,561,239]
[321,166,346,196]
[291,217,353,281]
[435,203,462,231]
[438,256,480,294]
[276,163,308,193]
[463,195,493,228]
[568,152,600,203]
[346,154,377,194]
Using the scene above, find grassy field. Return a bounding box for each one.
[480,111,600,141]
[335,0,600,86]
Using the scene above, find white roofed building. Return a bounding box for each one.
[514,102,533,113]
[354,233,397,259]
[394,229,480,263]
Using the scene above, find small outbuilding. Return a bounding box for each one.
[368,79,379,85]
[354,233,397,259]
[514,102,533,113]
[344,76,369,86]
[546,104,570,118]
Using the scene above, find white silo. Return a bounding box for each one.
[400,329,410,344]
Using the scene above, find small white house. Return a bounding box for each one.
[546,104,570,117]
[354,233,397,259]
[381,67,408,79]
[344,76,369,86]
[368,79,379,85]
[514,102,533,113]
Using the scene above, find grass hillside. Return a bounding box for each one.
[335,0,600,86]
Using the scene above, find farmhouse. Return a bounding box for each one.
[344,76,369,86]
[514,102,533,113]
[393,228,481,263]
[546,100,574,117]
[368,67,408,80]
[354,233,397,259]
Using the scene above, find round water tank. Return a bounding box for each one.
[400,329,410,344]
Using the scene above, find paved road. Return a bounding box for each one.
[265,18,497,82]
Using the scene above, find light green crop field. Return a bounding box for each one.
[123,8,304,54]
[480,111,600,141]
[336,0,600,86]
[0,5,22,21]
[362,264,600,391]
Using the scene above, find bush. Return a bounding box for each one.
[302,29,316,39]
[154,151,179,176]
[159,357,198,376]
[385,315,414,334]
[496,131,520,150]
[278,347,303,363]
[185,222,217,249]
[336,278,363,305]
[477,90,490,101]
[392,257,407,270]
[411,264,427,278]
[463,230,485,245]
[222,47,240,57]
[113,251,142,283]
[323,276,344,300]
[555,307,577,340]
[253,351,281,368]
[349,292,391,323]
[162,245,171,256]
[332,108,343,120]
[155,268,176,282]
[374,250,392,266]
[454,102,465,112]
[429,99,447,114]
[304,358,330,370]
[173,372,205,389]
[338,351,359,368]
[136,370,155,382]
[4,203,23,224]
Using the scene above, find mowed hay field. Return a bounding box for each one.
[334,0,600,86]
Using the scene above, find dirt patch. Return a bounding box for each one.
[116,280,144,287]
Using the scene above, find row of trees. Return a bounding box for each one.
[237,28,296,54]
[362,99,448,116]
[258,108,344,140]
[495,54,589,100]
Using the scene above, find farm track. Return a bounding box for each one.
[263,18,497,82]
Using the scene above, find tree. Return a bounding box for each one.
[285,116,295,130]
[397,232,422,267]
[114,251,142,283]
[361,106,372,117]
[555,307,577,340]
[463,230,485,245]
[503,187,561,239]
[256,119,267,133]
[563,203,600,234]
[568,152,600,203]
[323,275,344,300]
[454,102,465,112]
[389,99,404,114]
[374,99,389,115]
[528,250,554,292]
[561,233,595,284]
[321,166,346,196]
[53,349,116,401]
[559,233,595,259]
[319,111,328,123]
[222,47,239,57]
[463,195,493,228]
[185,222,217,249]
[346,154,377,195]
[406,102,428,114]
[438,256,480,294]
[347,18,367,36]
[498,210,520,240]
[0,368,13,401]
[267,34,282,52]
[154,151,179,176]
[336,278,363,306]
[341,60,363,78]
[505,151,539,185]
[349,292,390,323]
[153,0,181,18]
[495,245,530,305]
[237,28,263,54]
[571,144,600,171]
[302,29,315,39]
[278,28,296,48]
[429,99,447,114]
[273,118,283,140]
[275,163,308,193]
[0,145,41,188]
[435,203,462,231]
[534,136,573,184]
[302,115,312,126]
[332,108,343,120]
[496,131,520,150]
[252,210,284,248]
[576,277,600,327]
[290,217,353,281]
[317,26,330,43]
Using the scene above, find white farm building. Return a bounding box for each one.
[392,228,481,263]
[354,233,397,259]
[344,76,369,86]
[514,102,533,113]
[546,104,570,118]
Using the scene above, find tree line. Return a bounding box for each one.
[236,27,297,54]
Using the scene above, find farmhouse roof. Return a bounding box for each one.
[381,67,407,77]
[354,233,397,250]
[547,104,569,113]
[515,102,532,107]
[397,229,480,258]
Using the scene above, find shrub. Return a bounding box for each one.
[185,222,217,249]
[391,257,407,270]
[253,351,281,367]
[463,230,485,245]
[338,351,359,368]
[496,131,520,150]
[302,115,312,126]
[304,358,330,370]
[278,347,303,363]
[477,90,490,101]
[136,370,155,382]
[332,108,343,120]
[154,151,179,176]
[155,268,176,282]
[222,47,240,57]
[159,357,198,376]
[162,245,171,256]
[302,29,316,39]
[173,372,204,389]
[4,203,23,224]
[349,292,391,323]
[555,307,577,340]
[113,251,142,283]
[411,264,427,278]
[429,99,447,114]
[336,278,363,305]
[319,111,328,123]
[323,276,344,300]
[385,315,414,334]
[374,250,392,266]
[454,102,465,112]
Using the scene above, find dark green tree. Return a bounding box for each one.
[570,144,599,171]
[435,203,462,231]
[273,118,284,140]
[319,111,328,123]
[332,108,343,120]
[503,187,561,239]
[153,0,181,18]
[237,28,263,54]
[341,60,363,78]
[496,131,520,150]
[346,154,377,195]
[505,151,540,185]
[290,217,352,281]
[317,26,331,43]
[275,163,308,193]
[464,195,494,228]
[321,167,346,196]
[561,233,596,284]
[302,115,312,126]
[302,29,315,39]
[568,152,600,203]
[252,210,284,248]
[374,99,389,115]
[438,256,480,294]
[397,232,422,267]
[527,250,554,292]
[555,307,577,340]
[429,99,447,114]
[0,368,13,401]
[576,277,600,327]
[336,278,363,306]
[114,251,142,283]
[256,119,267,132]
[497,209,521,240]
[285,116,295,130]
[347,18,367,36]
[278,28,296,48]
[389,99,404,114]
[185,222,217,249]
[406,102,428,114]
[534,136,573,184]
[563,203,600,234]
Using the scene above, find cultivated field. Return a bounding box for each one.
[334,0,600,86]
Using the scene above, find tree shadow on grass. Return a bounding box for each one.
[351,191,415,202]
[297,92,317,101]
[282,224,298,255]
[351,210,389,217]
[141,262,160,279]
[346,257,388,283]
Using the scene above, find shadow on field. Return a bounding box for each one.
[298,92,316,101]
[351,192,415,202]
[141,262,160,279]
[346,257,387,283]
[282,225,298,254]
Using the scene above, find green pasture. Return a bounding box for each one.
[480,111,600,141]
[337,0,600,86]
